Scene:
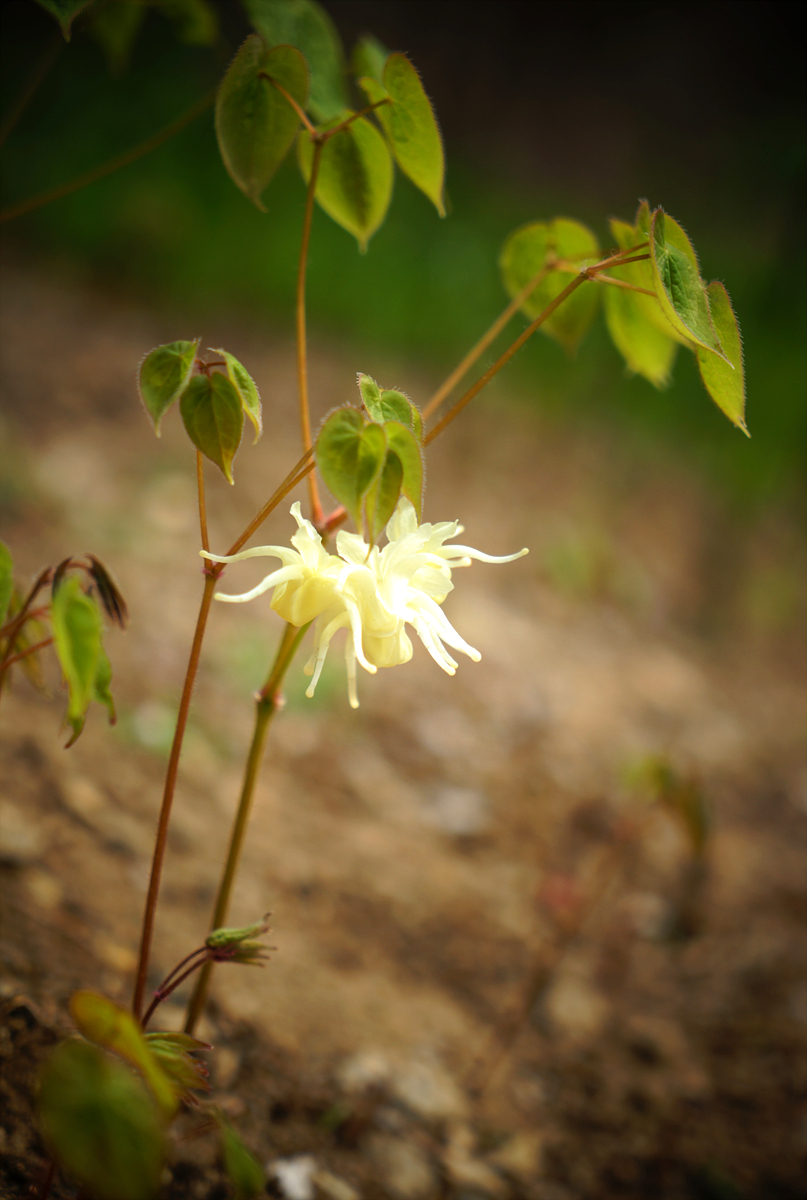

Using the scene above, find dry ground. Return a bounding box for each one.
[1,264,806,1198]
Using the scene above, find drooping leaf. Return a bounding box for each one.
[697,281,748,434]
[51,577,103,746]
[603,217,679,388]
[499,218,601,351]
[86,555,129,628]
[243,0,347,121]
[34,0,92,40]
[145,1032,210,1102]
[93,647,116,725]
[351,33,389,83]
[89,1,147,74]
[361,53,445,216]
[216,38,309,211]
[365,450,403,544]
[383,420,424,519]
[298,115,393,251]
[179,372,244,483]
[153,0,218,45]
[70,991,178,1117]
[0,541,13,627]
[649,209,725,358]
[39,1039,167,1200]
[138,340,199,436]
[217,1114,265,1200]
[210,348,262,442]
[316,407,386,528]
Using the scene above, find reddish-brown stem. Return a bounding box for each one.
[423,273,589,446]
[0,90,214,225]
[263,76,317,135]
[592,274,656,295]
[225,451,315,559]
[2,636,53,668]
[131,570,221,1021]
[0,567,51,695]
[196,451,209,554]
[295,141,324,524]
[324,98,391,138]
[422,267,550,421]
[142,950,209,1029]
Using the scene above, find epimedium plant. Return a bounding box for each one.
[0,0,748,1196]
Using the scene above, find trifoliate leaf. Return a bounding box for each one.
[179,372,244,483]
[243,0,347,121]
[216,38,309,211]
[361,52,445,216]
[39,1040,167,1200]
[138,340,199,435]
[298,115,393,251]
[697,281,748,434]
[499,218,601,351]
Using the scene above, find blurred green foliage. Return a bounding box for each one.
[1,1,804,512]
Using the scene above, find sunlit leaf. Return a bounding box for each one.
[210,348,262,442]
[649,209,725,358]
[89,1,146,75]
[70,991,178,1117]
[51,578,103,746]
[499,218,601,351]
[365,450,403,544]
[316,407,386,527]
[351,33,389,83]
[39,1039,167,1200]
[216,37,309,211]
[153,0,218,45]
[217,1114,264,1199]
[603,217,679,387]
[697,281,748,434]
[34,0,92,40]
[138,340,199,435]
[243,0,347,121]
[179,372,244,483]
[361,53,444,216]
[298,115,393,251]
[0,541,12,627]
[383,419,423,518]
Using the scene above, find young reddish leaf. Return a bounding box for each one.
[697,281,748,434]
[0,541,12,627]
[138,339,199,435]
[361,52,445,216]
[51,577,103,746]
[216,38,309,211]
[70,990,178,1117]
[316,407,386,528]
[649,209,726,358]
[179,372,244,483]
[243,0,347,121]
[39,1040,167,1200]
[210,347,263,442]
[499,218,601,352]
[33,0,91,40]
[298,115,393,251]
[603,216,679,388]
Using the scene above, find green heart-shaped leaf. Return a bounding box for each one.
[697,281,748,434]
[138,340,199,435]
[316,407,387,527]
[298,115,393,251]
[383,420,423,519]
[603,216,679,388]
[180,372,244,483]
[649,209,725,358]
[210,348,262,442]
[51,578,104,747]
[243,0,347,121]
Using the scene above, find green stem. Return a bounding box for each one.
[0,89,214,225]
[183,621,310,1035]
[132,569,220,1021]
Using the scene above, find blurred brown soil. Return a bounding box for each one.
[1,264,806,1199]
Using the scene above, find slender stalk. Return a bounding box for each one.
[0,567,51,696]
[132,571,220,1021]
[142,949,209,1029]
[2,636,53,668]
[324,98,391,137]
[295,140,325,524]
[592,273,655,295]
[422,267,550,421]
[184,621,310,1035]
[423,273,589,446]
[263,76,317,134]
[196,451,210,554]
[0,89,214,225]
[0,33,61,150]
[225,449,315,558]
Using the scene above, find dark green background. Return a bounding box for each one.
[1,0,804,510]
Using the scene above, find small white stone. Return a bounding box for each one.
[420,785,490,836]
[389,1057,469,1121]
[268,1155,317,1200]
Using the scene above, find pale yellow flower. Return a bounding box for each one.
[202,500,527,708]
